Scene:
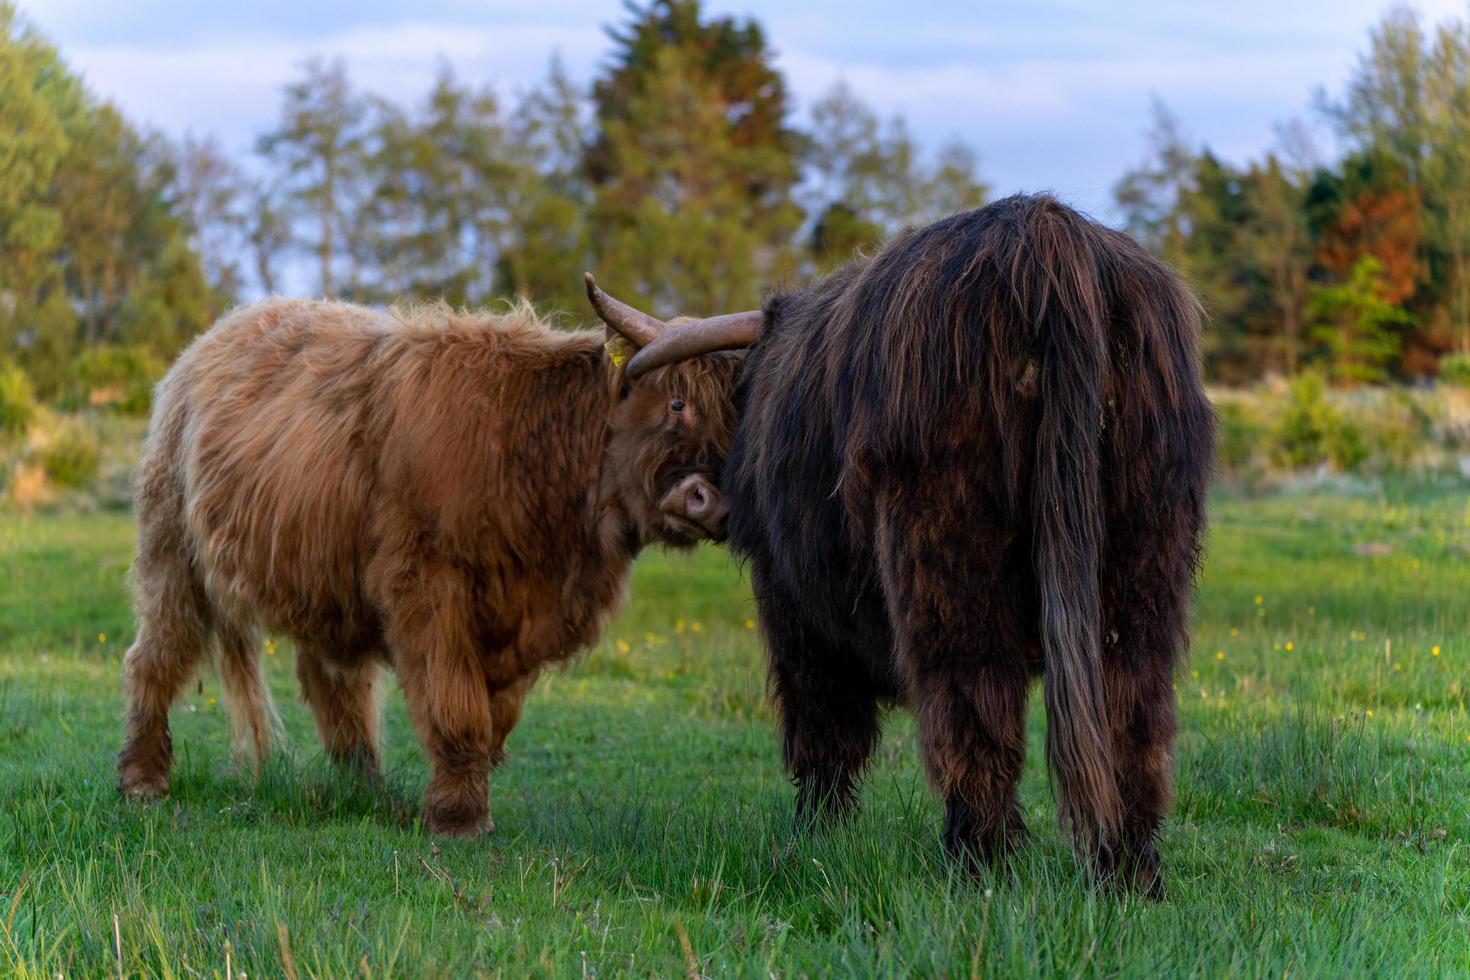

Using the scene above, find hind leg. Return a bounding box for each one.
[1099,652,1174,898]
[118,535,215,797]
[216,620,280,777]
[296,648,382,775]
[1099,523,1199,898]
[877,492,1033,865]
[487,673,536,768]
[1105,487,1205,899]
[757,578,883,826]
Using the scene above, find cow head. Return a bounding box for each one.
[586,274,763,549]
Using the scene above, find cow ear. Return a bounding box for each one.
[603,330,636,370]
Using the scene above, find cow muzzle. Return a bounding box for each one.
[658,474,728,543]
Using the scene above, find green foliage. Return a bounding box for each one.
[73,344,163,415]
[0,360,36,444]
[803,82,988,271]
[38,420,98,488]
[1310,257,1412,385]
[0,5,211,398]
[587,1,802,312]
[1213,397,1268,475]
[1267,371,1353,468]
[1438,351,1470,385]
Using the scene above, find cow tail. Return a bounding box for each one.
[1026,208,1123,857]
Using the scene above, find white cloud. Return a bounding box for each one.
[29,0,1470,216]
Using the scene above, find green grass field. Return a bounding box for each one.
[1,484,1468,977]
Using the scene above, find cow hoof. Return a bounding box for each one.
[423,809,493,838]
[118,771,170,799]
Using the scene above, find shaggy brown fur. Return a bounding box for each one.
[713,194,1216,895]
[117,298,741,835]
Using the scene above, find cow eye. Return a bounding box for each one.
[669,396,686,414]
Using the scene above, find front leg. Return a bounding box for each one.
[758,584,882,827]
[385,565,495,837]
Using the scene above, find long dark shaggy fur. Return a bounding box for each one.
[724,194,1215,893]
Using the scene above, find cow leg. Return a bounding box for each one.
[487,673,536,768]
[118,525,215,798]
[216,619,280,777]
[1099,655,1174,898]
[759,583,881,826]
[877,499,1032,866]
[1098,524,1198,899]
[297,649,382,776]
[385,567,495,837]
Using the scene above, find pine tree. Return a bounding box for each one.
[587,0,801,312]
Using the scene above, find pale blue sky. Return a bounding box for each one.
[18,0,1469,217]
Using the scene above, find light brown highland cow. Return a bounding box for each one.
[118,283,741,835]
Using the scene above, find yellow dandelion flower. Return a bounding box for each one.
[616,639,631,654]
[1393,663,1402,671]
[97,633,106,644]
[1366,709,1373,718]
[691,622,703,633]
[1191,670,1199,679]
[1285,642,1293,651]
[1254,595,1263,605]
[1215,651,1225,661]
[208,697,217,706]
[1230,627,1239,637]
[1432,646,1441,656]
[745,618,756,629]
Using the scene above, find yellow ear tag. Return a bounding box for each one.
[604,335,634,367]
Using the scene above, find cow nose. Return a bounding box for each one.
[686,481,713,517]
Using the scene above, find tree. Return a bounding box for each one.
[1422,17,1470,355]
[586,0,802,313]
[173,133,249,311]
[1114,100,1197,266]
[1240,156,1313,375]
[0,3,73,390]
[803,82,987,271]
[1324,5,1429,182]
[1,5,209,395]
[257,58,371,299]
[1311,256,1412,384]
[499,57,593,313]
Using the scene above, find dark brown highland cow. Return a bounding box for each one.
[593,194,1216,894]
[117,294,741,835]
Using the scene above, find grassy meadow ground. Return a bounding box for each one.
[1,483,1468,977]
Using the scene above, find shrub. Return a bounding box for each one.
[0,361,37,445]
[1324,413,1369,471]
[73,345,163,416]
[1267,372,1340,469]
[40,422,100,489]
[1214,397,1267,476]
[1362,391,1433,470]
[1439,352,1470,388]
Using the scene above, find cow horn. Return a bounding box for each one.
[625,309,765,380]
[584,273,666,348]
